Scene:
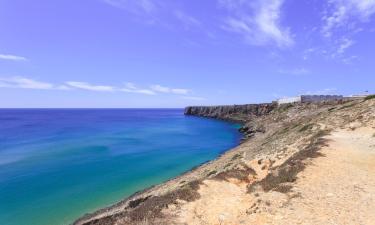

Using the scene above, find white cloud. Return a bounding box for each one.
[0,77,54,89]
[171,88,190,95]
[221,0,293,48]
[174,10,201,28]
[150,84,169,93]
[150,84,190,95]
[102,0,157,14]
[0,54,27,61]
[124,82,137,90]
[66,81,115,92]
[0,77,194,97]
[182,96,207,101]
[135,89,156,95]
[121,88,156,95]
[278,68,310,75]
[341,55,359,64]
[337,38,354,54]
[120,82,156,95]
[322,0,375,37]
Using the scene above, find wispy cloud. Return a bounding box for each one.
[0,77,56,89]
[278,67,310,75]
[0,54,27,61]
[102,0,205,31]
[102,0,157,15]
[0,77,194,97]
[121,82,156,95]
[174,10,201,28]
[220,0,293,48]
[337,38,354,54]
[150,84,190,95]
[121,88,156,95]
[66,81,115,92]
[303,37,356,64]
[322,0,375,37]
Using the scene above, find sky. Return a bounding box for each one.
[0,0,374,108]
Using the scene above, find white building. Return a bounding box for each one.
[345,92,371,100]
[277,96,302,105]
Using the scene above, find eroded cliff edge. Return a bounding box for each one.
[74,98,375,225]
[184,103,276,123]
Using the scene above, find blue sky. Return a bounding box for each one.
[0,0,374,108]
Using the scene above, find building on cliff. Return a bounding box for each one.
[277,95,344,105]
[301,95,344,103]
[345,92,371,100]
[277,96,302,104]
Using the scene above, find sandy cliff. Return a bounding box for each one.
[74,98,375,225]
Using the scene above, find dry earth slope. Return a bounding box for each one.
[74,97,375,225]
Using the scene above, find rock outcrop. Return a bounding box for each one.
[184,103,277,122]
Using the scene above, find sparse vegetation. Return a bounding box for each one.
[207,170,217,176]
[299,123,314,132]
[124,180,201,222]
[231,153,242,160]
[328,107,336,112]
[277,103,294,112]
[248,130,329,194]
[365,95,375,101]
[273,184,293,193]
[214,163,256,182]
[338,103,356,110]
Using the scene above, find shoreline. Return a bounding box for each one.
[72,102,302,224]
[73,118,245,225]
[74,99,374,225]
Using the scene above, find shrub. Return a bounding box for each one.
[365,95,375,101]
[299,123,314,132]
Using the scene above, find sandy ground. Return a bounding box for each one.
[172,127,375,225]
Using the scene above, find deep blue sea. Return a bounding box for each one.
[0,109,241,225]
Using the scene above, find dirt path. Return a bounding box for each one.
[171,127,375,225]
[261,127,375,225]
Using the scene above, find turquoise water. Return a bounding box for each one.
[0,109,241,225]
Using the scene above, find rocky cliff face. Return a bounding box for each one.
[184,103,277,123]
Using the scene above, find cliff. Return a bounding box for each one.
[74,99,375,225]
[184,103,277,122]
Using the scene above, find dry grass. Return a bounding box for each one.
[125,181,201,222]
[248,130,329,193]
[213,163,256,182]
[299,123,314,132]
[82,181,202,225]
[339,103,357,110]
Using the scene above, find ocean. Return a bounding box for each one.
[0,109,241,225]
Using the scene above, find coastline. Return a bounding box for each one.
[74,99,375,225]
[73,119,245,225]
[73,115,245,225]
[73,103,281,224]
